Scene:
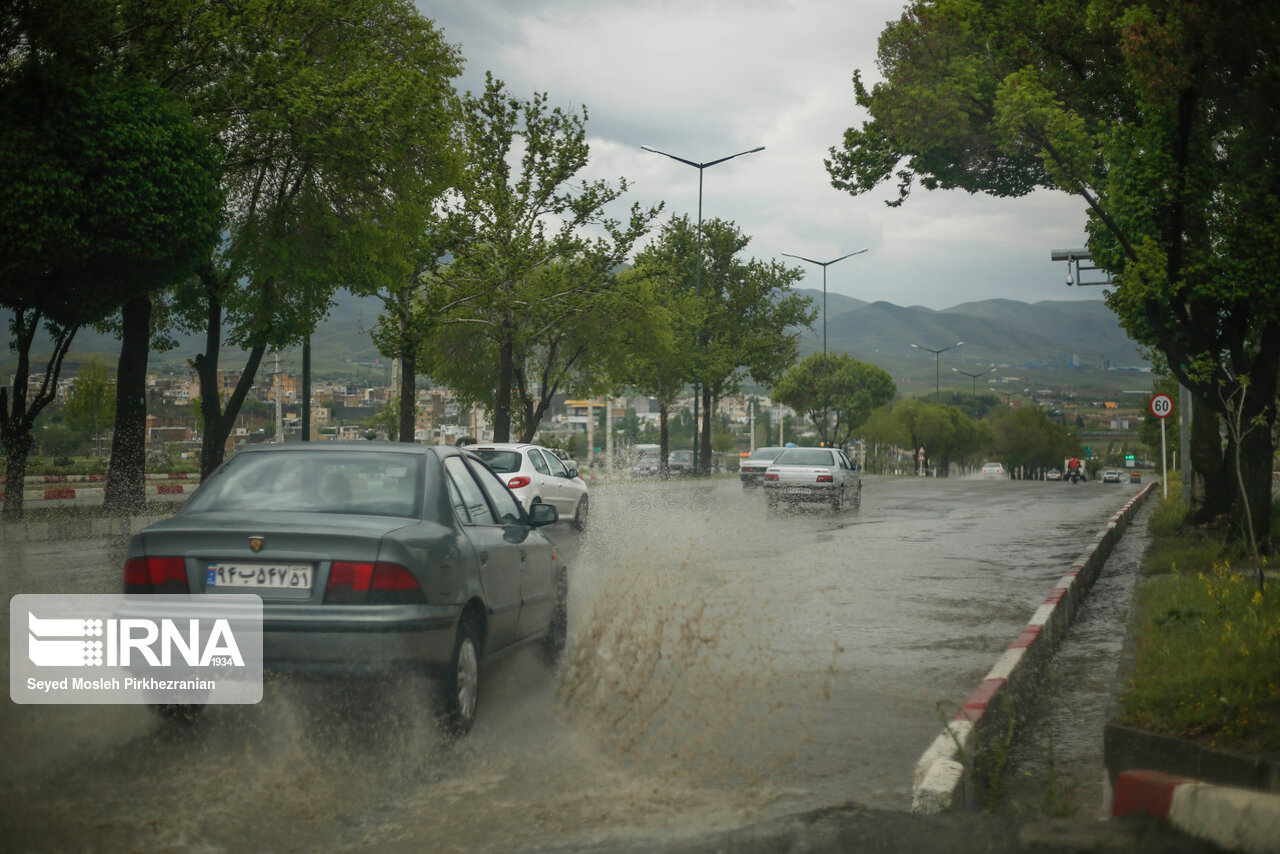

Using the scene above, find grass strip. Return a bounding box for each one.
[1120,479,1280,754]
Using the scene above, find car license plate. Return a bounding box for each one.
[784,487,812,495]
[207,563,313,590]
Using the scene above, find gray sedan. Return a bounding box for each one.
[123,443,567,735]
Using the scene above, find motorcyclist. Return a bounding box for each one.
[1067,455,1082,481]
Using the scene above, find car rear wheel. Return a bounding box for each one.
[542,566,568,666]
[439,614,481,737]
[830,486,843,512]
[852,481,862,509]
[572,496,588,532]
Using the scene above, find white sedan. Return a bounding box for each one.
[468,443,589,530]
[763,447,861,512]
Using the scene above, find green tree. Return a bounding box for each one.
[0,8,221,518]
[366,401,400,442]
[890,398,988,477]
[619,242,705,470]
[772,352,896,447]
[63,357,117,455]
[171,0,462,477]
[421,75,659,443]
[635,214,813,474]
[985,406,1078,477]
[827,0,1279,546]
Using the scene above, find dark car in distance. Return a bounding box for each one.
[739,447,788,489]
[123,443,568,735]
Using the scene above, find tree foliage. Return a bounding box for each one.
[420,74,659,442]
[0,1,222,518]
[985,406,1079,475]
[168,0,462,476]
[828,0,1280,546]
[772,352,896,447]
[631,214,813,473]
[63,357,116,444]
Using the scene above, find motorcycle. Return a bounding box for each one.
[1067,466,1082,483]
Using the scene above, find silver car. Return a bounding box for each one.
[763,447,862,512]
[468,442,589,530]
[123,443,567,735]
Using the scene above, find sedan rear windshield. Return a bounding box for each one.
[773,449,835,466]
[184,451,423,517]
[748,448,785,461]
[470,449,522,473]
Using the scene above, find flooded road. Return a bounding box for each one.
[1,475,1145,852]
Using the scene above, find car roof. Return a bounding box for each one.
[234,440,435,455]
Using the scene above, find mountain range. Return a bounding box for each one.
[792,289,1146,370]
[3,288,1146,385]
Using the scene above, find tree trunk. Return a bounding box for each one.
[104,295,151,515]
[1186,397,1229,525]
[1229,390,1276,554]
[0,309,77,520]
[398,347,416,442]
[659,401,670,472]
[699,386,713,476]
[1,430,32,521]
[493,326,514,442]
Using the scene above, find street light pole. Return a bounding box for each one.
[911,341,964,403]
[642,144,765,475]
[781,249,867,446]
[952,367,996,398]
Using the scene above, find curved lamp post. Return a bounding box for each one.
[642,144,765,475]
[953,366,996,398]
[911,341,964,403]
[781,249,867,445]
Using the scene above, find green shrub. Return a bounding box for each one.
[1121,562,1279,753]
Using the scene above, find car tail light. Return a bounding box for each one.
[743,466,758,473]
[817,474,834,483]
[325,562,425,604]
[507,475,531,489]
[764,473,779,481]
[124,556,189,593]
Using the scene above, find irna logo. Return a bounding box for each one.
[28,613,244,668]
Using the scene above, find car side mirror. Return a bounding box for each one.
[529,502,558,527]
[566,468,579,479]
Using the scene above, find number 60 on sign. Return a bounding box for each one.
[1150,393,1173,419]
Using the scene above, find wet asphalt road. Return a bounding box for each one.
[1,474,1154,852]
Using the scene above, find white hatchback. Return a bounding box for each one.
[469,443,589,530]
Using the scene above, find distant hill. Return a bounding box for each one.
[794,297,1145,369]
[4,288,1145,387]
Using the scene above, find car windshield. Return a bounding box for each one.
[773,449,835,466]
[470,449,522,473]
[184,451,423,517]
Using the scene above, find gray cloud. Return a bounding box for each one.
[418,0,1094,309]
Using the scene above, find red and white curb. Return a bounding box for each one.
[1113,770,1280,854]
[913,483,1158,814]
[0,482,198,504]
[0,472,197,485]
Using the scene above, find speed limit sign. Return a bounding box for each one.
[1150,393,1174,419]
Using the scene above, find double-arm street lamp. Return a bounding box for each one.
[642,144,765,475]
[911,341,964,403]
[781,249,867,445]
[952,366,996,398]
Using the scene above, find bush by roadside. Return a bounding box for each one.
[1120,477,1279,755]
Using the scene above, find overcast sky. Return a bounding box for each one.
[417,0,1097,311]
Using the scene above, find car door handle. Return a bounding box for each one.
[519,550,527,563]
[478,550,488,565]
